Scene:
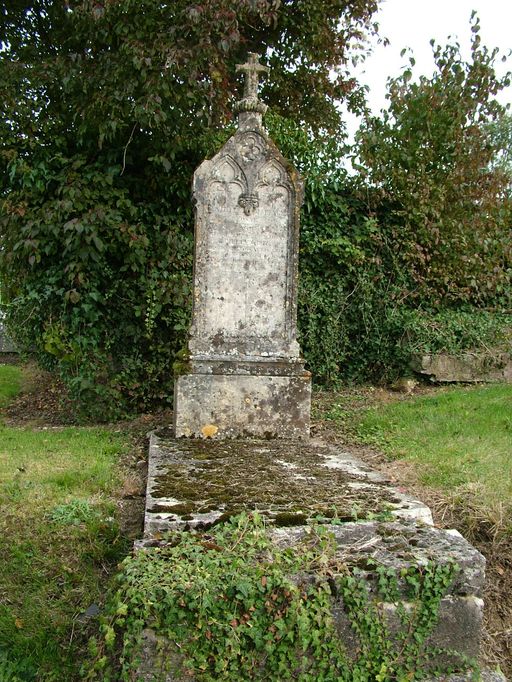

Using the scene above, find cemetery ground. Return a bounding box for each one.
[0,359,510,680]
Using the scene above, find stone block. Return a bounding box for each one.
[137,436,488,680]
[411,351,512,383]
[425,671,506,681]
[273,521,486,599]
[0,322,17,354]
[135,629,192,682]
[174,373,311,439]
[332,595,483,668]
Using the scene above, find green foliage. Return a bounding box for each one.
[83,513,465,681]
[487,112,512,182]
[2,153,194,418]
[1,6,511,404]
[0,0,379,416]
[398,309,511,356]
[356,16,512,308]
[297,18,512,384]
[298,180,400,383]
[47,498,102,526]
[0,652,34,682]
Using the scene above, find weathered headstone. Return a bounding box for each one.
[174,54,311,439]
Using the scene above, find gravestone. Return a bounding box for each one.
[174,54,311,439]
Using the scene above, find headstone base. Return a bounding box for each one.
[174,373,311,439]
[0,322,17,354]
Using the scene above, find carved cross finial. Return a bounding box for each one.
[236,53,269,100]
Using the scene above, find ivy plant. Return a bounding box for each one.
[83,514,470,682]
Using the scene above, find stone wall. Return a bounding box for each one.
[411,350,512,383]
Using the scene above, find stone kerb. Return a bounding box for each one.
[412,350,512,383]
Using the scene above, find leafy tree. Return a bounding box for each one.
[0,0,380,416]
[356,14,512,309]
[487,111,512,183]
[298,18,512,384]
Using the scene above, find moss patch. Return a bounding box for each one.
[148,435,399,528]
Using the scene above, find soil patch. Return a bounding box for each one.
[2,361,79,426]
[0,353,20,365]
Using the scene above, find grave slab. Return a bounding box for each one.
[140,431,434,540]
[140,432,485,605]
[136,433,488,678]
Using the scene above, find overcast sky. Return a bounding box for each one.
[344,0,512,134]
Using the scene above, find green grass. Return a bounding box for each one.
[0,365,130,681]
[0,365,23,408]
[357,385,512,510]
[0,426,123,506]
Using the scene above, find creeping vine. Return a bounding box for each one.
[83,514,472,681]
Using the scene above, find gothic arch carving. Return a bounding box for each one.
[206,155,246,214]
[255,159,291,213]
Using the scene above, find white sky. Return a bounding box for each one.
[345,0,512,135]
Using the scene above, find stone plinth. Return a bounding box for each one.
[174,374,310,439]
[0,322,17,354]
[173,54,311,439]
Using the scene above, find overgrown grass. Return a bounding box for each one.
[0,365,23,408]
[357,385,512,514]
[0,363,130,680]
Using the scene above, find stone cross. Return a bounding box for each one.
[236,53,269,100]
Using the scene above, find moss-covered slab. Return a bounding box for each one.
[141,430,432,541]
